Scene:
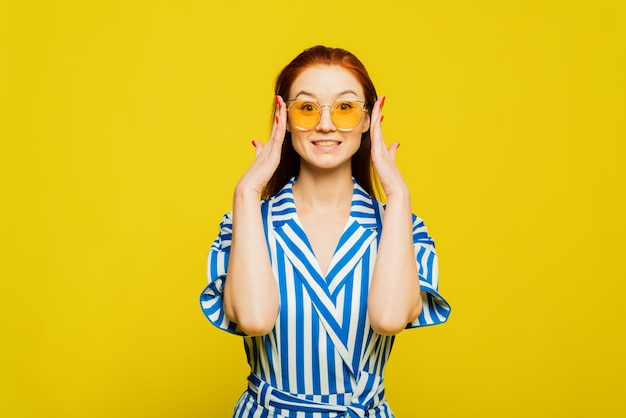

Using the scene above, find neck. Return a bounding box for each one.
[293,166,354,211]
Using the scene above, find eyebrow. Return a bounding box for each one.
[293,90,360,99]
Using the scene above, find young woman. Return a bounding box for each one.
[200,45,450,417]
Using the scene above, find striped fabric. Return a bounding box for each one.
[200,177,450,417]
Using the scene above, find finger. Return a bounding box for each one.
[276,95,287,138]
[253,96,286,169]
[387,142,400,163]
[370,96,386,153]
[269,95,287,152]
[251,139,264,158]
[268,113,279,142]
[370,95,383,124]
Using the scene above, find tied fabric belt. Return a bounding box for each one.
[247,372,383,417]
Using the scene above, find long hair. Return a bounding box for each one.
[261,45,379,200]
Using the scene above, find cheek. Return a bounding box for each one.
[346,132,365,154]
[289,132,306,154]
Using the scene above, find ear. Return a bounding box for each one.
[361,112,371,133]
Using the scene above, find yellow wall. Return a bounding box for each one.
[1,1,624,416]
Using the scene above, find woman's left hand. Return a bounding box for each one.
[369,96,409,200]
[367,96,422,335]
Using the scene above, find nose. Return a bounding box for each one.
[316,105,336,132]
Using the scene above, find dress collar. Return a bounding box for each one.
[269,177,380,230]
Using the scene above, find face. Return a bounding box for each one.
[287,65,370,173]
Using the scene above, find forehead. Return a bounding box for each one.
[289,65,364,99]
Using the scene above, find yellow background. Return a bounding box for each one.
[1,1,624,417]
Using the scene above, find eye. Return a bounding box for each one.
[336,101,356,112]
[297,101,318,113]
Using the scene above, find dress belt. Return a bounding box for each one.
[247,372,383,417]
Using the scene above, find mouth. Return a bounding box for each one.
[311,140,341,148]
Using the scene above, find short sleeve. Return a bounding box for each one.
[407,214,451,328]
[199,212,245,335]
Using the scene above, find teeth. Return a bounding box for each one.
[313,141,340,147]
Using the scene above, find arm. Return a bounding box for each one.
[222,96,287,336]
[367,97,423,336]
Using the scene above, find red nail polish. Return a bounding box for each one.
[397,143,400,149]
[275,115,279,124]
[276,96,281,110]
[275,95,279,105]
[251,140,256,147]
[380,115,384,123]
[380,96,386,108]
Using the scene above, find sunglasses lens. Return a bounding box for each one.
[289,100,321,130]
[332,101,364,130]
[288,100,365,130]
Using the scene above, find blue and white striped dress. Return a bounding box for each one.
[200,178,450,417]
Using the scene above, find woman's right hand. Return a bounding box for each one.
[225,96,286,335]
[235,95,288,196]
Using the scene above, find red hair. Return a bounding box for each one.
[261,45,379,200]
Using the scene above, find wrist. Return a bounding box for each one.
[234,182,262,207]
[235,178,263,197]
[384,187,411,206]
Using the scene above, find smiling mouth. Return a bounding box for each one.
[312,140,341,147]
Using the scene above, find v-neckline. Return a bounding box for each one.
[268,176,381,286]
[290,179,355,278]
[290,210,351,279]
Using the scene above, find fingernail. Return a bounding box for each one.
[276,95,281,110]
[380,96,386,108]
[380,115,384,123]
[251,140,256,147]
[397,143,400,149]
[275,115,279,124]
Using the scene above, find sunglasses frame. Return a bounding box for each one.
[286,98,368,132]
